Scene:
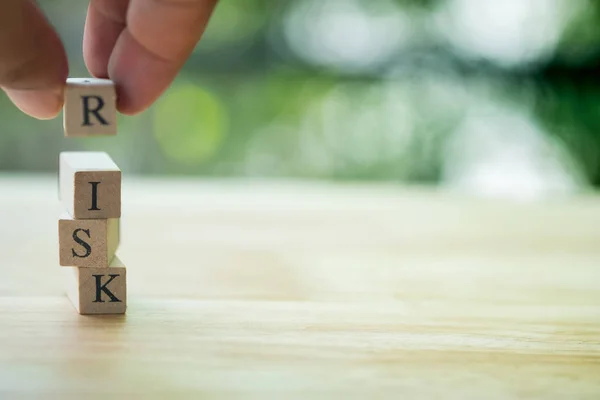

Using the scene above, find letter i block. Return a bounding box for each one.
[59,213,119,268]
[59,152,121,219]
[64,256,127,315]
[63,78,117,137]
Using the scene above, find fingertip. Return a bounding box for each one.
[4,87,64,120]
[108,0,218,115]
[0,0,68,91]
[114,79,161,116]
[116,98,144,116]
[83,0,126,80]
[109,30,178,116]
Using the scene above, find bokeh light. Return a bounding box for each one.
[154,84,228,166]
[4,0,600,198]
[433,0,581,68]
[282,0,417,72]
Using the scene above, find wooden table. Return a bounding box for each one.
[1,175,599,399]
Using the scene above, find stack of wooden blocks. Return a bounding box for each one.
[58,78,126,315]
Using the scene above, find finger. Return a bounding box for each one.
[109,0,219,115]
[83,0,128,79]
[0,0,68,119]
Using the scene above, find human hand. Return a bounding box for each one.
[0,0,218,119]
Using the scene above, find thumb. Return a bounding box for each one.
[0,0,68,119]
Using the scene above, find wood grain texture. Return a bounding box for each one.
[1,175,599,399]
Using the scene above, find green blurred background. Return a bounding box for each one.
[2,0,600,200]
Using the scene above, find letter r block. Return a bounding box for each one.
[64,256,127,315]
[59,213,120,268]
[63,78,117,137]
[59,152,121,219]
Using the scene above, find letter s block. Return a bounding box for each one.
[59,152,121,219]
[64,256,127,315]
[63,78,117,137]
[59,213,120,268]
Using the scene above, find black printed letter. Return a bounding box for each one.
[72,228,92,258]
[81,95,108,126]
[88,182,101,211]
[93,274,121,303]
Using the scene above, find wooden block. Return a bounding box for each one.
[64,256,127,315]
[59,213,119,268]
[59,152,121,219]
[63,78,117,137]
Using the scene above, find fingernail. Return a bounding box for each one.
[3,87,64,120]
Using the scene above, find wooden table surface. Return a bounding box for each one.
[0,175,599,399]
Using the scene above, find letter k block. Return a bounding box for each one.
[63,78,117,137]
[64,256,127,315]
